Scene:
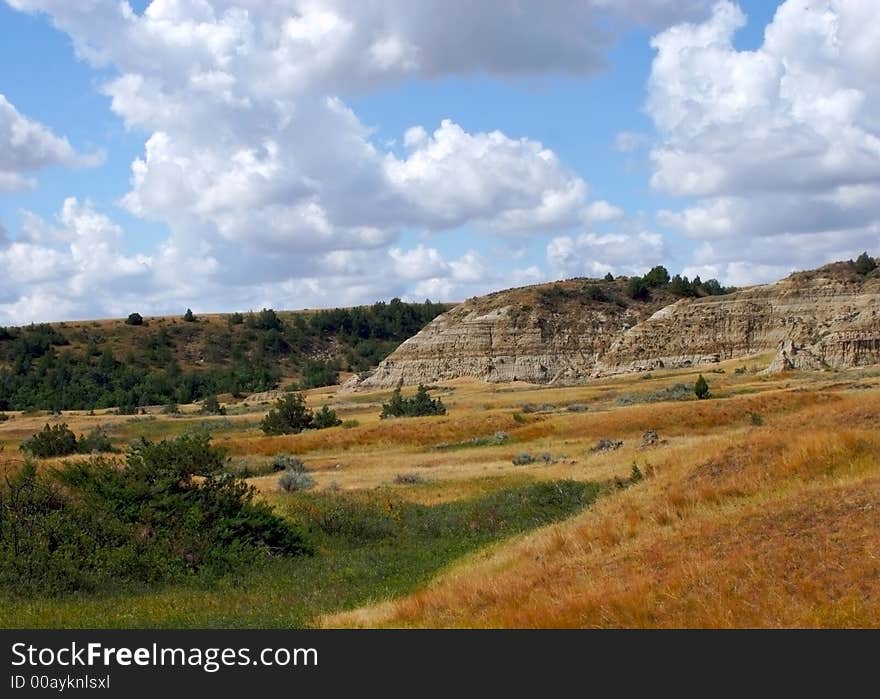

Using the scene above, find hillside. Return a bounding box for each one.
[0,300,449,411]
[358,259,880,388]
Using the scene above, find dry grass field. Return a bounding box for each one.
[2,354,879,628]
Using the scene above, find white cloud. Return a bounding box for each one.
[2,0,712,322]
[0,94,100,192]
[547,230,666,278]
[649,0,880,283]
[386,119,595,233]
[0,199,153,324]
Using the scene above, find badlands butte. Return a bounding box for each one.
[356,259,880,389]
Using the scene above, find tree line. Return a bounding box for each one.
[0,299,448,411]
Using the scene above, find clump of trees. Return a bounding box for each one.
[19,423,114,458]
[260,393,341,435]
[626,265,734,301]
[852,252,877,275]
[0,299,447,412]
[0,433,311,595]
[300,359,340,389]
[380,384,447,418]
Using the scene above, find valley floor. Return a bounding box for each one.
[2,355,879,627]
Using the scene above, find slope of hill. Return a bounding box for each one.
[0,300,449,411]
[358,260,880,388]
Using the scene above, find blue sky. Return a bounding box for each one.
[0,1,877,323]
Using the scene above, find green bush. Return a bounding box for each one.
[694,374,710,400]
[0,434,311,595]
[0,413,9,422]
[183,308,196,322]
[200,395,226,415]
[258,395,340,435]
[626,276,650,301]
[313,405,342,429]
[77,427,113,454]
[380,384,446,418]
[125,313,144,326]
[512,452,536,466]
[630,462,644,483]
[19,423,79,457]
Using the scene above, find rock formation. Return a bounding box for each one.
[355,261,880,389]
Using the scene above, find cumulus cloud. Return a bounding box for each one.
[0,199,153,324]
[547,230,666,279]
[2,1,713,322]
[0,0,672,322]
[649,0,880,282]
[0,94,101,191]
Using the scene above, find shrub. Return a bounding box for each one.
[694,374,710,400]
[380,383,446,418]
[854,252,877,275]
[627,276,650,301]
[312,404,342,429]
[0,413,9,422]
[227,312,244,326]
[125,312,144,326]
[77,427,113,454]
[200,395,226,415]
[261,393,314,435]
[183,308,196,322]
[20,423,78,457]
[630,462,644,483]
[1,434,311,595]
[279,468,316,492]
[341,419,360,429]
[604,272,615,282]
[271,454,306,472]
[750,413,764,426]
[512,452,536,466]
[162,402,180,415]
[512,412,526,424]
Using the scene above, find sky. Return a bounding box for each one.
[0,0,877,324]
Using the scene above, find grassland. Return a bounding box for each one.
[2,355,879,628]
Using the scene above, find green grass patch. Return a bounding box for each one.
[0,479,602,628]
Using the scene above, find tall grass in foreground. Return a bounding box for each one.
[0,480,603,628]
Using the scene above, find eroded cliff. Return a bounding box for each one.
[356,262,880,389]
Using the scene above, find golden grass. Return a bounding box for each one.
[324,391,880,628]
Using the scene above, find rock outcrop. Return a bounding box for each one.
[357,261,880,389]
